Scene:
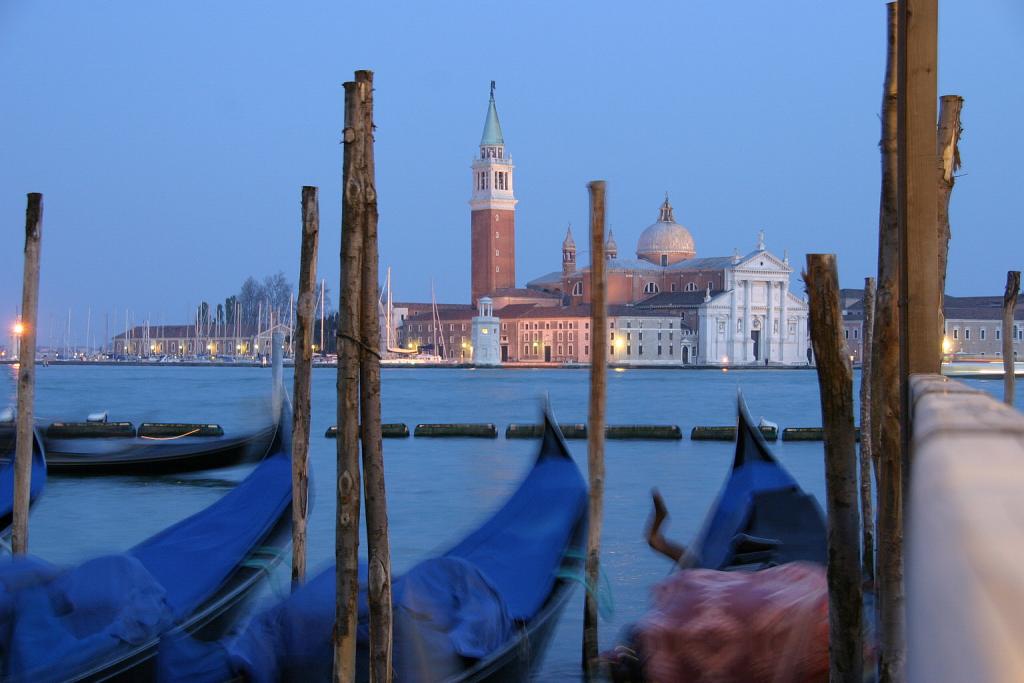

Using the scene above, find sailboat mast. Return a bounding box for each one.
[320,278,325,358]
[386,267,393,351]
[85,307,91,358]
[431,279,443,359]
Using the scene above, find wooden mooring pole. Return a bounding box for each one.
[874,4,903,681]
[582,180,607,677]
[1003,271,1020,406]
[12,193,42,556]
[335,75,366,683]
[805,254,863,683]
[355,69,394,683]
[936,94,963,333]
[860,277,876,586]
[291,185,320,589]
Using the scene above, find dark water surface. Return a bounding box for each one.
[1,365,1016,679]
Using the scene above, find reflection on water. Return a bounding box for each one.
[0,365,1020,679]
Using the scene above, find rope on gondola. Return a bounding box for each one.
[138,428,201,441]
[241,546,290,598]
[557,549,615,619]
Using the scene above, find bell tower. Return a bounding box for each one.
[562,224,576,275]
[470,81,517,304]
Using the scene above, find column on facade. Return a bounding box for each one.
[743,279,752,362]
[765,278,774,363]
[780,280,789,363]
[729,283,738,364]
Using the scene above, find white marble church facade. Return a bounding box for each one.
[695,244,810,366]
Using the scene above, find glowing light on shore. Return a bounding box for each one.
[13,322,24,336]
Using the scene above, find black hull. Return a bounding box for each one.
[44,425,275,475]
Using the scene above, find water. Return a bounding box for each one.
[1,365,1019,679]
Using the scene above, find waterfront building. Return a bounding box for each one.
[527,199,811,366]
[841,292,1024,362]
[111,322,291,359]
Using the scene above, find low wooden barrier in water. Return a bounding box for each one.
[781,427,861,442]
[413,423,497,438]
[606,424,682,440]
[691,425,779,442]
[506,423,588,439]
[138,423,224,438]
[45,422,135,438]
[324,424,410,439]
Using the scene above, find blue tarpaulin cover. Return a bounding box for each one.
[0,425,290,682]
[158,413,587,682]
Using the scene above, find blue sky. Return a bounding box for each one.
[2,1,1022,345]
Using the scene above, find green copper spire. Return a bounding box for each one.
[480,80,504,146]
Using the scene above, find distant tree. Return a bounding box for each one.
[234,273,294,329]
[238,277,263,327]
[263,271,292,322]
[224,295,238,327]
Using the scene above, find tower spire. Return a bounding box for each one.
[480,81,504,146]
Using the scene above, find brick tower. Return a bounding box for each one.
[470,81,517,305]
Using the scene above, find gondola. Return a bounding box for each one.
[158,401,588,683]
[40,416,277,475]
[0,426,47,536]
[686,392,826,571]
[0,394,294,682]
[606,393,828,681]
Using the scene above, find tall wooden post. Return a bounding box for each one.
[335,75,366,683]
[873,5,903,680]
[355,70,394,683]
[936,94,964,322]
[582,180,607,677]
[1003,271,1020,406]
[860,277,876,586]
[291,185,320,589]
[897,0,940,447]
[805,254,863,683]
[12,193,42,556]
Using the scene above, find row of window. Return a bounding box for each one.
[611,331,675,342]
[520,321,590,330]
[949,326,1024,341]
[616,320,676,329]
[609,344,676,357]
[568,281,716,297]
[407,322,469,333]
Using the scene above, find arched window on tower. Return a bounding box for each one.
[684,282,697,292]
[643,282,660,295]
[572,282,583,296]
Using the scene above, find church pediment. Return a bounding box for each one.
[734,249,790,273]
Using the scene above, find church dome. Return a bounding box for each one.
[636,196,696,266]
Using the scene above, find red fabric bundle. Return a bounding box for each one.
[637,562,828,683]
